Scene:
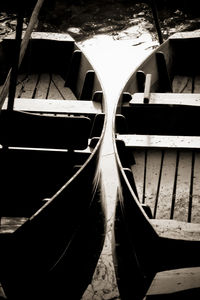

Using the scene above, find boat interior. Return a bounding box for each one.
[116,33,200,224]
[114,33,200,298]
[0,33,105,233]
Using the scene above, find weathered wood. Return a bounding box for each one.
[15,74,27,98]
[34,73,50,99]
[130,92,200,106]
[172,75,193,93]
[143,74,152,104]
[146,267,200,296]
[156,150,177,219]
[117,134,200,149]
[20,73,39,98]
[3,98,102,114]
[173,151,192,222]
[48,80,62,100]
[144,149,162,214]
[0,217,28,234]
[151,219,200,240]
[51,74,76,100]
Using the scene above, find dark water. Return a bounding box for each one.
[1,1,200,42]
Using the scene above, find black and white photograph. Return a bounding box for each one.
[0,1,200,299]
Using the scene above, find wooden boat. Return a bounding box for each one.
[0,30,107,300]
[112,31,200,300]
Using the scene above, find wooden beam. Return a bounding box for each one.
[129,92,200,106]
[117,134,200,149]
[3,98,102,115]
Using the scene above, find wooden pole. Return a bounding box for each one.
[0,0,45,110]
[150,0,163,44]
[7,10,24,111]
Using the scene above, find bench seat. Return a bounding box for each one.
[117,134,200,149]
[3,98,102,115]
[129,92,200,106]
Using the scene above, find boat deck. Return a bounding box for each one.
[15,73,77,100]
[120,75,200,224]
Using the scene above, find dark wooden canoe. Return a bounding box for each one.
[112,31,200,300]
[0,32,107,300]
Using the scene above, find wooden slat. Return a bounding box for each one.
[172,75,193,93]
[191,152,200,223]
[117,134,200,149]
[131,150,145,203]
[129,92,200,106]
[51,74,77,100]
[3,98,102,114]
[156,150,177,219]
[147,267,200,297]
[173,151,192,222]
[194,75,200,93]
[48,80,62,100]
[16,74,27,98]
[0,217,28,234]
[151,219,200,240]
[145,149,162,214]
[34,73,50,99]
[21,73,39,98]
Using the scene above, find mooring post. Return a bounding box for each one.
[149,0,163,44]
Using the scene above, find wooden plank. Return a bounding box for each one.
[147,267,200,296]
[34,73,50,99]
[172,75,193,93]
[173,151,192,222]
[170,31,200,39]
[193,75,200,93]
[131,150,145,203]
[21,73,39,98]
[0,217,28,234]
[52,74,77,100]
[191,152,200,223]
[15,74,27,98]
[3,98,102,114]
[151,219,200,240]
[130,92,200,106]
[48,80,62,100]
[117,134,200,149]
[145,149,162,214]
[156,150,177,219]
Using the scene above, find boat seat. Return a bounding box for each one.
[146,267,200,299]
[2,98,102,115]
[0,110,91,150]
[0,217,28,234]
[129,92,200,106]
[117,134,200,149]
